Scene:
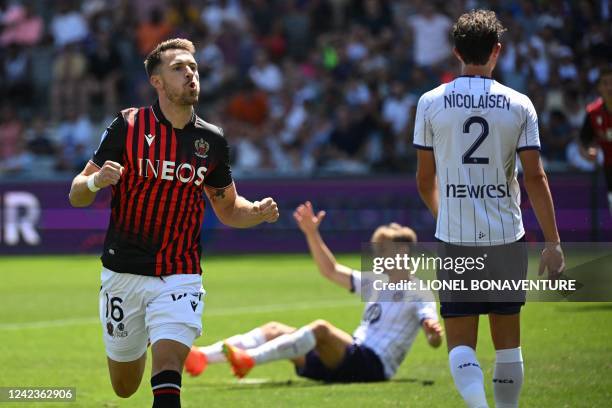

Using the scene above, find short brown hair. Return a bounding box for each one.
[453,10,506,65]
[144,38,196,77]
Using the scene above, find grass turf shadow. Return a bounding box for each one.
[189,377,435,392]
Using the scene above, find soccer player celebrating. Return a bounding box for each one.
[68,39,279,407]
[414,11,564,408]
[185,201,443,382]
[579,66,612,212]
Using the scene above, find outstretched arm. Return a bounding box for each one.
[293,201,353,290]
[204,183,279,228]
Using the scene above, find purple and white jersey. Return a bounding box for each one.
[414,76,540,245]
[350,271,438,379]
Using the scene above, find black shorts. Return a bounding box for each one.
[437,237,528,318]
[296,343,386,383]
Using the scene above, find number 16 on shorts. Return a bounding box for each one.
[104,293,128,338]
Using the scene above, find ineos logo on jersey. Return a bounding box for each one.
[137,158,208,186]
[446,183,510,199]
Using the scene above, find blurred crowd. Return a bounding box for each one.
[0,0,610,178]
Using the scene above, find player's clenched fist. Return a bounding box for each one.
[94,161,124,189]
[254,197,279,223]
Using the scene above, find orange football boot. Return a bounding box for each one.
[222,342,255,379]
[185,346,208,377]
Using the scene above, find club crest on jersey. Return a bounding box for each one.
[195,139,209,158]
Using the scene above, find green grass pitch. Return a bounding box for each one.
[1,254,611,407]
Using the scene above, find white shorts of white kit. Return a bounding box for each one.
[98,267,205,362]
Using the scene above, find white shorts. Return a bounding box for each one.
[99,267,205,362]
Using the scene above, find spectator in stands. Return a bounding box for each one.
[0,2,43,47]
[226,79,269,127]
[0,137,34,175]
[407,3,452,68]
[53,110,93,171]
[249,49,283,94]
[259,18,287,61]
[282,0,311,60]
[50,0,89,49]
[24,115,57,174]
[356,0,393,36]
[85,31,121,117]
[0,105,23,161]
[0,0,610,179]
[136,8,173,56]
[541,110,573,162]
[324,105,372,173]
[382,80,415,140]
[196,32,231,97]
[50,43,88,121]
[2,44,32,107]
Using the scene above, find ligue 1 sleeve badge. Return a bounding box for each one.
[195,139,209,158]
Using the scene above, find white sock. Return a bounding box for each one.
[493,347,523,408]
[247,327,316,364]
[198,328,267,364]
[198,342,226,363]
[228,328,267,349]
[449,345,489,408]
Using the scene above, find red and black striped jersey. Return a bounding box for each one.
[580,97,612,166]
[90,101,233,276]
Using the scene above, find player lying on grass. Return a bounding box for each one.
[185,201,443,382]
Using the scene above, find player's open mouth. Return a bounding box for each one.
[188,82,197,89]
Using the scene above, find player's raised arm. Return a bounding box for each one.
[293,201,353,290]
[518,149,565,278]
[204,183,279,228]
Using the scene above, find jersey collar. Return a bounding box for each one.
[457,75,493,79]
[152,100,197,129]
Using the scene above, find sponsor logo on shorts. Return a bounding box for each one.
[190,300,198,312]
[493,378,514,384]
[458,362,481,369]
[106,320,128,338]
[114,323,128,338]
[171,293,187,301]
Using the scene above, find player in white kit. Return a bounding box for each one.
[185,201,443,382]
[414,10,565,408]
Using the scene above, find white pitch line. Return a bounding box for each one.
[0,299,357,331]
